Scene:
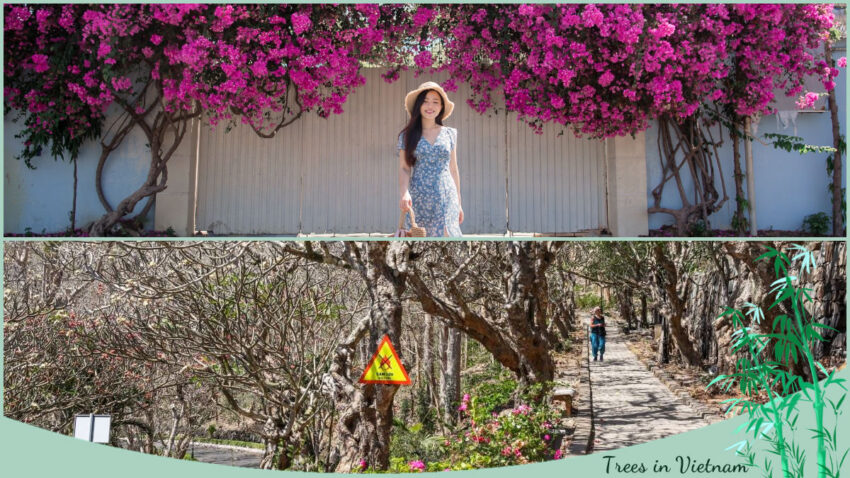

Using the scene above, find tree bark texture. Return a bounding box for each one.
[730,125,748,235]
[328,243,408,472]
[825,41,844,236]
[652,244,703,367]
[439,325,461,424]
[407,242,558,384]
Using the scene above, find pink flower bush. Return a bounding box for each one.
[439,391,561,468]
[30,54,49,73]
[403,4,836,137]
[3,3,838,190]
[408,460,426,472]
[797,92,822,109]
[4,4,404,145]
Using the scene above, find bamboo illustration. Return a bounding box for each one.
[710,245,847,478]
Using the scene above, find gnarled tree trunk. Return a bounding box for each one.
[327,242,408,472]
[652,244,703,367]
[408,242,558,384]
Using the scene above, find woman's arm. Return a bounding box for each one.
[449,145,464,224]
[399,150,412,211]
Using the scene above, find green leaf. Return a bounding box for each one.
[789,414,799,428]
[810,322,839,333]
[838,448,849,471]
[806,326,826,343]
[789,245,817,275]
[749,417,765,437]
[785,394,801,419]
[800,383,813,401]
[756,248,778,262]
[707,375,731,389]
[830,394,845,413]
[814,361,830,378]
[718,307,737,319]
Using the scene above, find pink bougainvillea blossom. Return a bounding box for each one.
[405,4,835,137]
[30,54,49,73]
[290,12,311,35]
[4,3,838,153]
[796,91,821,109]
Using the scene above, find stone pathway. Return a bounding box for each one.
[588,325,710,451]
[189,442,263,468]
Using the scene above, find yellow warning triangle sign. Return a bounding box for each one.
[359,335,411,385]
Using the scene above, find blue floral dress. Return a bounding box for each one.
[398,126,462,237]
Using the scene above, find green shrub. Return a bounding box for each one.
[471,380,517,415]
[575,292,604,309]
[521,381,555,403]
[389,422,447,466]
[384,387,563,473]
[688,219,712,237]
[802,212,830,235]
[414,386,435,433]
[436,394,561,469]
[192,437,264,450]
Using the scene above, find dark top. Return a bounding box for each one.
[591,315,606,336]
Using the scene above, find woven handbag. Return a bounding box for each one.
[395,207,427,237]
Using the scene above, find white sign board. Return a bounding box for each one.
[73,414,111,443]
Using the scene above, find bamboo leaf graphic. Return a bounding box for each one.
[810,322,839,333]
[727,440,750,452]
[815,361,829,378]
[786,394,801,418]
[829,394,845,412]
[756,248,779,262]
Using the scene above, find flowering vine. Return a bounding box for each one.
[4,4,838,235]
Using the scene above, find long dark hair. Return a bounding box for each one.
[399,90,444,168]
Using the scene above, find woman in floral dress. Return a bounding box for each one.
[397,81,463,237]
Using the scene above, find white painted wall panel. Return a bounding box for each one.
[196,117,303,235]
[507,119,607,233]
[300,70,404,233]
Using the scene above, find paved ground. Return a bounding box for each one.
[189,442,263,468]
[588,326,710,451]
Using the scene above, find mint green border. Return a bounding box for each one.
[2,1,848,477]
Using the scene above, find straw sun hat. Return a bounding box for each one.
[404,81,455,120]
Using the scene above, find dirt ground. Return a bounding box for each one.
[551,325,587,452]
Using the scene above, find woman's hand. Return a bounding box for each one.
[458,206,464,225]
[400,191,412,211]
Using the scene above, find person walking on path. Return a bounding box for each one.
[397,82,463,237]
[590,306,606,362]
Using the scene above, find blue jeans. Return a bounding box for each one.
[591,332,606,358]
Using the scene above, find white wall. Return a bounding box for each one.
[195,68,608,236]
[4,107,154,234]
[5,60,845,236]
